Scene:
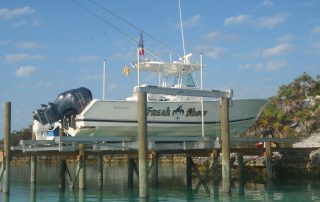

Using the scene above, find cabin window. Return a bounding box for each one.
[182,74,195,87]
[172,73,195,87]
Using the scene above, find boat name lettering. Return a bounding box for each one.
[147,106,207,117]
[185,108,208,117]
[147,107,171,116]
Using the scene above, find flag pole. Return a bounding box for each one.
[200,53,204,137]
[137,48,140,86]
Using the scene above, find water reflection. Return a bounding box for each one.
[2,193,9,202]
[0,163,319,201]
[30,183,36,202]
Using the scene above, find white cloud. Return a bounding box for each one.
[183,14,202,28]
[0,6,35,19]
[263,43,295,57]
[261,0,274,6]
[311,42,320,49]
[239,63,258,70]
[37,81,53,88]
[2,53,46,63]
[301,2,314,7]
[277,35,295,43]
[306,41,320,55]
[13,19,27,27]
[108,83,118,91]
[255,13,289,29]
[205,32,239,41]
[15,41,46,49]
[15,65,36,77]
[0,40,11,45]
[240,60,287,71]
[69,55,100,63]
[196,44,227,59]
[224,14,250,26]
[233,50,261,60]
[264,60,288,71]
[85,74,101,81]
[311,25,320,34]
[31,18,42,26]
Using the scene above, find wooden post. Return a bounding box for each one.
[137,92,148,198]
[59,127,66,189]
[128,157,134,188]
[265,141,273,180]
[79,189,85,202]
[151,152,158,186]
[212,150,219,183]
[220,97,231,193]
[186,155,192,190]
[30,182,36,202]
[3,102,11,194]
[79,143,86,190]
[237,153,244,181]
[30,118,37,184]
[237,153,245,198]
[97,153,103,188]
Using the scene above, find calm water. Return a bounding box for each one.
[1,162,320,201]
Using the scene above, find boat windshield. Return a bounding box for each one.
[172,73,196,88]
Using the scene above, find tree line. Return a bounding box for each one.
[247,73,320,138]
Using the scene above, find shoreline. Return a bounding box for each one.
[9,149,320,177]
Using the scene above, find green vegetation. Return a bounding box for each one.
[11,126,32,145]
[0,125,32,146]
[248,73,320,138]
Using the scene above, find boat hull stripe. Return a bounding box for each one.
[76,117,256,124]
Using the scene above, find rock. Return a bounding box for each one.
[310,149,320,165]
[293,133,320,148]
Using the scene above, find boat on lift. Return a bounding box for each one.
[32,1,267,140]
[32,49,267,140]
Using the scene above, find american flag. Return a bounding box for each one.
[138,33,144,56]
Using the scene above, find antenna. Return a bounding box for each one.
[178,0,186,57]
[103,60,106,100]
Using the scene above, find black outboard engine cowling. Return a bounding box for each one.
[33,87,92,125]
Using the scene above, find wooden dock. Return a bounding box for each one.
[1,87,319,199]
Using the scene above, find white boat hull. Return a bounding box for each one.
[70,99,267,138]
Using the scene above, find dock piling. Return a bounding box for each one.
[127,157,134,188]
[237,153,244,181]
[30,118,37,184]
[137,92,148,198]
[3,102,11,194]
[221,97,231,193]
[79,144,86,190]
[151,152,158,186]
[186,155,192,190]
[97,153,103,188]
[265,141,273,180]
[58,127,66,189]
[212,150,219,183]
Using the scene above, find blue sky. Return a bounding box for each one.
[1,0,320,136]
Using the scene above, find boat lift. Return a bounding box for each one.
[14,85,232,152]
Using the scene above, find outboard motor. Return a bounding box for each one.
[33,87,92,125]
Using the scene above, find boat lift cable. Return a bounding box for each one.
[71,0,164,61]
[86,0,183,59]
